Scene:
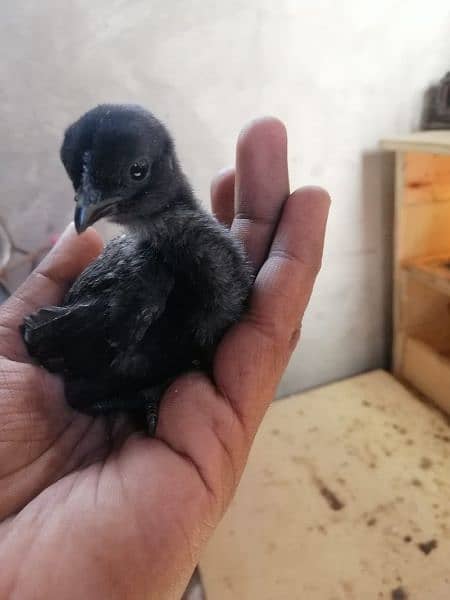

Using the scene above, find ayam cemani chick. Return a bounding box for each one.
[22,104,252,435]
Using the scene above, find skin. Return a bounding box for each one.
[0,118,329,599]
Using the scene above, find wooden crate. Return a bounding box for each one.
[380,132,450,412]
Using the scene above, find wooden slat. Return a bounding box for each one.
[381,131,450,155]
[400,201,450,259]
[200,371,450,600]
[397,276,450,340]
[403,337,450,415]
[402,153,450,205]
[404,255,450,298]
[392,153,405,375]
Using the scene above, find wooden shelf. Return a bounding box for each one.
[403,255,450,297]
[386,137,450,403]
[381,130,450,155]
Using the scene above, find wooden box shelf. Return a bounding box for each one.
[381,131,450,411]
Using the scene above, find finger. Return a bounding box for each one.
[210,167,235,228]
[0,223,103,359]
[215,186,330,435]
[232,117,290,270]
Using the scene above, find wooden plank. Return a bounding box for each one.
[400,273,450,337]
[403,337,450,415]
[381,131,450,155]
[404,255,450,298]
[399,200,450,261]
[395,269,450,415]
[392,153,405,375]
[200,371,450,600]
[402,153,450,205]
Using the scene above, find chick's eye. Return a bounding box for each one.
[129,161,149,181]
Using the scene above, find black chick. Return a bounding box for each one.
[22,104,252,434]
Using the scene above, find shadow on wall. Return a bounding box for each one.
[276,149,395,399]
[361,150,395,370]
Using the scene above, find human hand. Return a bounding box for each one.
[0,118,329,599]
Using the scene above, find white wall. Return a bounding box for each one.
[1,1,449,394]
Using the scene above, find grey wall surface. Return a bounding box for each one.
[1,1,449,395]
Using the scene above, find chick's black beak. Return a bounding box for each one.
[74,192,117,234]
[74,203,93,234]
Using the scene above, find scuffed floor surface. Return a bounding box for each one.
[200,370,450,599]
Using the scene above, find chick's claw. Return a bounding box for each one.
[146,401,160,437]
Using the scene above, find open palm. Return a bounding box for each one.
[0,118,329,599]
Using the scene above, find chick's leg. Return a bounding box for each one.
[65,374,167,437]
[139,384,167,437]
